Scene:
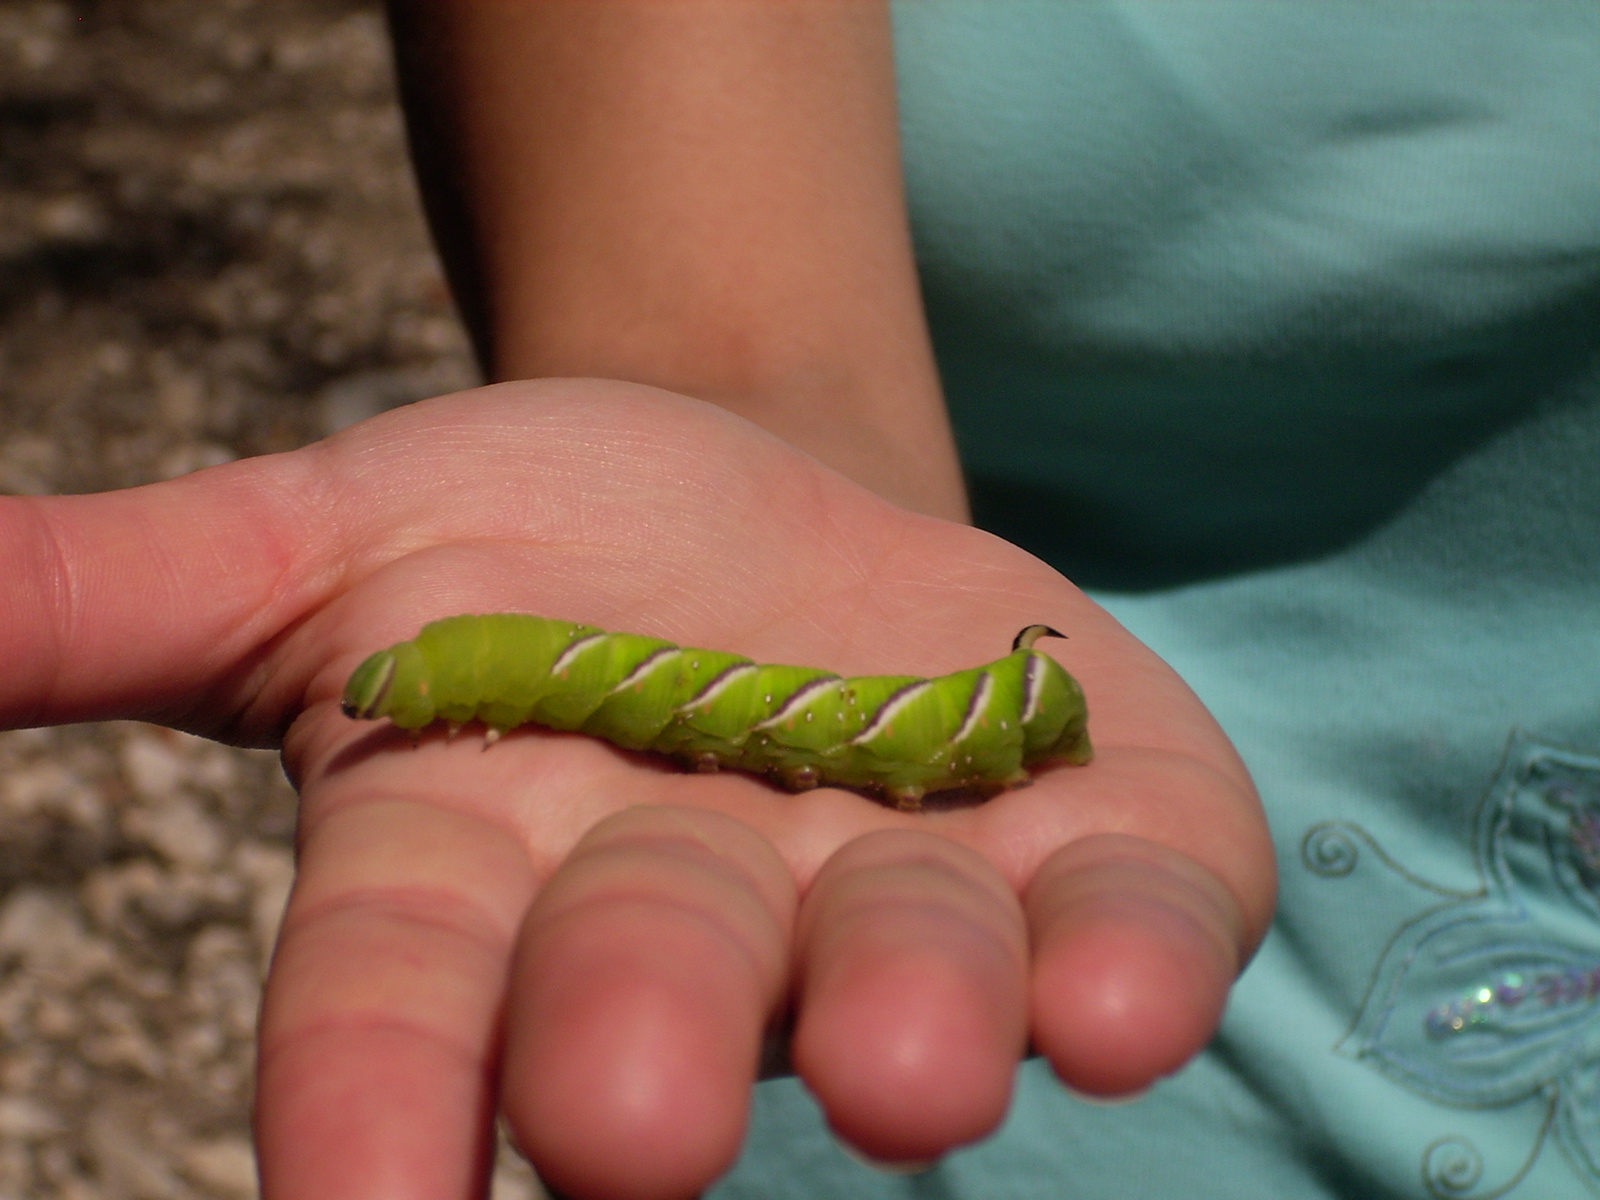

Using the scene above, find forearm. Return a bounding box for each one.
[388,0,967,520]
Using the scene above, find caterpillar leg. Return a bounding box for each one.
[482,727,503,748]
[885,784,925,812]
[774,764,821,792]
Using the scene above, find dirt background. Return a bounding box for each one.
[0,2,546,1196]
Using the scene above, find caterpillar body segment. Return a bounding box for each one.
[342,615,1091,810]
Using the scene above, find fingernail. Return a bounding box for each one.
[834,1138,939,1175]
[1068,1084,1151,1107]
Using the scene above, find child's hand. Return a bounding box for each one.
[0,380,1272,1200]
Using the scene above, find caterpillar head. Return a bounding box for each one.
[342,650,398,719]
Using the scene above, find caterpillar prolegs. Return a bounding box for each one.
[342,615,1091,810]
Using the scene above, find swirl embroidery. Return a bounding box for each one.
[1325,734,1600,1197]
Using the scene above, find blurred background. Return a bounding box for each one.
[0,3,541,1195]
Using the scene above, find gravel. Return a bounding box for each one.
[0,2,546,1196]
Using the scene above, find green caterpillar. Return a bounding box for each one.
[342,615,1091,810]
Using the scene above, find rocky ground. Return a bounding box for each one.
[0,2,543,1196]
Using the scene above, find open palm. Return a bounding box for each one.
[0,380,1272,1200]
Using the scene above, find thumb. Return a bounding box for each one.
[0,454,332,736]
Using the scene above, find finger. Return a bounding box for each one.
[255,798,537,1200]
[500,806,795,1200]
[1024,833,1245,1098]
[791,830,1029,1166]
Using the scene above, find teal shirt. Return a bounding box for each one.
[715,4,1600,1198]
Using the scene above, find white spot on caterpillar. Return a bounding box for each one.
[755,676,840,730]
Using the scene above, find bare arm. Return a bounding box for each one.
[388,0,968,520]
